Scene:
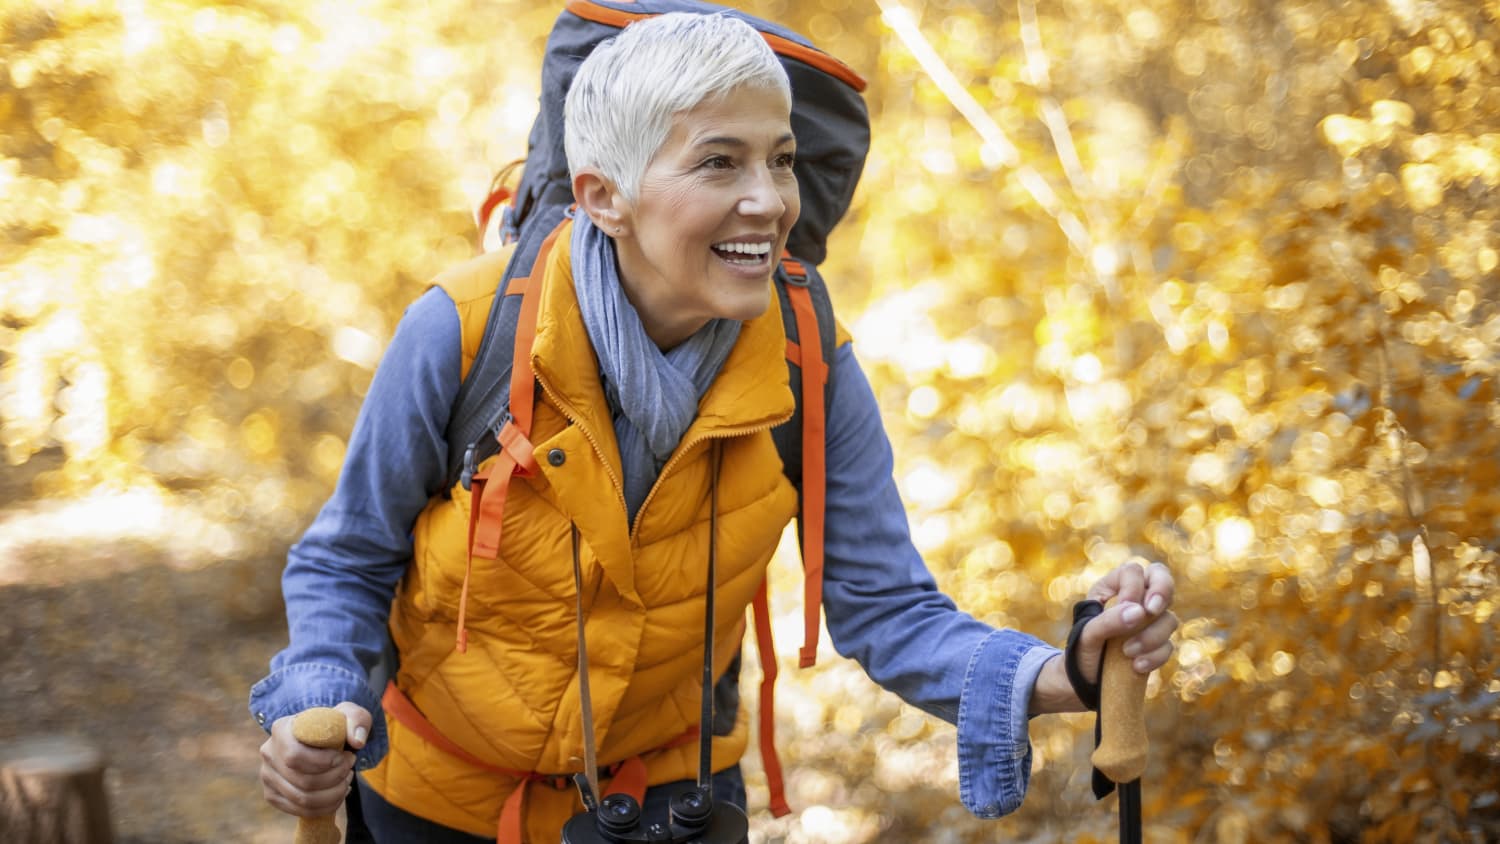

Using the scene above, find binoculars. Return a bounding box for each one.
[560,784,748,844]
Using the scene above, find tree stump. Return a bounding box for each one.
[0,735,114,844]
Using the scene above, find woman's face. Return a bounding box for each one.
[611,84,801,349]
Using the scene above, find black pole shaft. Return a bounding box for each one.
[1119,779,1142,844]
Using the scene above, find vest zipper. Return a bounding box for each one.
[533,376,630,516]
[631,415,791,539]
[535,369,794,539]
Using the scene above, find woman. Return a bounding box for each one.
[252,12,1178,842]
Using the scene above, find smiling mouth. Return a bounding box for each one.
[711,240,773,266]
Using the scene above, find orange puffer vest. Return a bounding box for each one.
[361,228,800,839]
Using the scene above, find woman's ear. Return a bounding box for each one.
[572,168,630,237]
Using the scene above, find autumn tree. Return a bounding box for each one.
[2,0,1496,840]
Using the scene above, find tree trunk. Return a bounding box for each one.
[0,735,114,844]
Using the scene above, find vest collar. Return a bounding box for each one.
[528,219,796,448]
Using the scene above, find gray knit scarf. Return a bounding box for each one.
[570,214,741,523]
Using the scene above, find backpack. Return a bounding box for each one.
[438,0,869,817]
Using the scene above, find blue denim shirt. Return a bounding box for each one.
[249,288,1059,819]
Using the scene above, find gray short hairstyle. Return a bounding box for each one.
[564,12,792,203]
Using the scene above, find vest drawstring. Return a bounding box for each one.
[457,470,486,653]
[455,555,474,654]
[571,522,602,805]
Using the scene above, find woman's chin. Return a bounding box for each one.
[712,288,773,324]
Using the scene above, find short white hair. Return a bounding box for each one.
[564,12,791,203]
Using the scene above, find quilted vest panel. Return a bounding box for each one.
[363,237,800,837]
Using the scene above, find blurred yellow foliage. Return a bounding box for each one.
[3,0,1498,841]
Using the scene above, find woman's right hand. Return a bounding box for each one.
[258,702,371,817]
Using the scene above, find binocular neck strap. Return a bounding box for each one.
[699,441,722,790]
[570,441,723,804]
[571,523,602,806]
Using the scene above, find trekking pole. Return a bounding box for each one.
[291,708,348,844]
[1090,639,1148,844]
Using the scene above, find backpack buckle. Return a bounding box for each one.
[460,443,478,491]
[780,258,810,287]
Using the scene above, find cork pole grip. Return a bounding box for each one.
[291,708,347,844]
[1090,641,1149,783]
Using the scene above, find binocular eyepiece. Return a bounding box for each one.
[560,785,748,844]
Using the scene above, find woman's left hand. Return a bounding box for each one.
[1073,560,1178,680]
[1029,561,1178,715]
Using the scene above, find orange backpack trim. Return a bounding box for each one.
[563,0,867,93]
[476,159,526,242]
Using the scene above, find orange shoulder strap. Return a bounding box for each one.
[457,219,569,652]
[743,257,831,819]
[780,259,828,669]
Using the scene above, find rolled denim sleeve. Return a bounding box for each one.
[956,629,1059,816]
[819,344,1061,817]
[248,287,461,769]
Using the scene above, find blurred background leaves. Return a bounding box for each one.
[1,0,1497,841]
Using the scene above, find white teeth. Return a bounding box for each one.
[713,241,771,256]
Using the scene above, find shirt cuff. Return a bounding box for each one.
[955,629,1060,818]
[248,662,388,771]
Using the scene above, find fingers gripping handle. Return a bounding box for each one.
[1090,641,1149,783]
[291,708,347,844]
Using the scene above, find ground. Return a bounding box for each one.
[0,470,306,842]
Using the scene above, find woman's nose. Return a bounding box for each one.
[737,167,787,219]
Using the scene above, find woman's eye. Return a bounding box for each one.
[702,156,733,170]
[775,153,797,169]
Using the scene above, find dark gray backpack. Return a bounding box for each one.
[442,1,869,815]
